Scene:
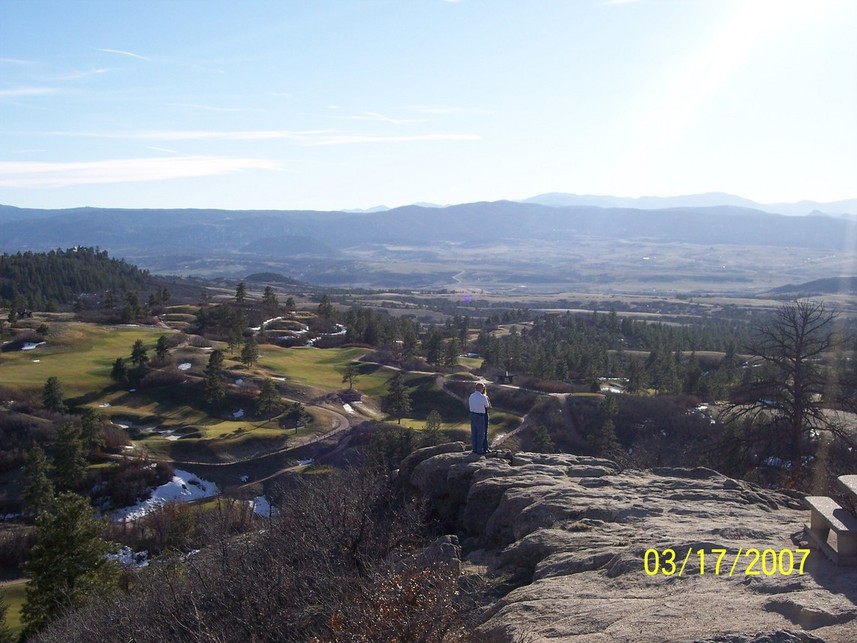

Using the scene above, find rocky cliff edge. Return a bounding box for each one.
[398,443,857,643]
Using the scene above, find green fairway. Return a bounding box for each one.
[0,322,171,397]
[1,579,26,637]
[258,346,390,393]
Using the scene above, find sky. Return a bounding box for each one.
[1,0,856,212]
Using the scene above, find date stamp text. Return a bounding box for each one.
[643,548,811,577]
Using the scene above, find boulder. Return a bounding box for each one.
[397,447,857,643]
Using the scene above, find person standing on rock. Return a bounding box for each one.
[468,382,491,454]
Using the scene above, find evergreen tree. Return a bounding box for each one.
[0,598,14,643]
[235,281,246,304]
[155,335,170,361]
[256,378,282,417]
[110,357,129,386]
[262,286,279,309]
[316,294,334,319]
[21,492,119,637]
[532,425,556,453]
[79,407,106,454]
[382,373,412,424]
[204,349,227,407]
[42,376,66,413]
[122,291,141,322]
[22,445,54,515]
[586,396,623,461]
[130,339,149,367]
[443,338,459,368]
[240,337,259,367]
[53,423,87,491]
[423,327,444,370]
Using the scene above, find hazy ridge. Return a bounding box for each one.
[1,197,855,293]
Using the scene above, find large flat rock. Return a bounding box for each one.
[400,448,857,642]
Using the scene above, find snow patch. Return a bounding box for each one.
[112,469,219,522]
[252,496,279,517]
[232,408,245,419]
[108,546,149,568]
[178,362,192,371]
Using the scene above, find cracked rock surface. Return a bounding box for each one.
[399,444,857,642]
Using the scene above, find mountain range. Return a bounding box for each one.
[1,195,855,293]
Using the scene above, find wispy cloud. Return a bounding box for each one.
[405,104,492,115]
[0,156,282,188]
[307,133,480,146]
[600,0,641,5]
[34,129,480,146]
[337,111,420,125]
[0,57,36,65]
[58,68,112,81]
[0,87,60,99]
[98,48,153,62]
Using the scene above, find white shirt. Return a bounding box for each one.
[468,390,490,414]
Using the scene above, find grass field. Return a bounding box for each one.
[1,318,525,469]
[1,579,26,637]
[257,346,384,393]
[0,321,171,397]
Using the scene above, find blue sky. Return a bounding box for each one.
[1,0,855,211]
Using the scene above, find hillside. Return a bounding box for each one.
[1,202,854,293]
[0,247,153,308]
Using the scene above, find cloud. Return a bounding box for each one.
[34,129,480,146]
[98,48,153,61]
[0,87,59,99]
[337,111,420,125]
[307,133,480,146]
[0,156,282,188]
[405,104,493,115]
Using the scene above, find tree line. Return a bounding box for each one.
[0,248,153,311]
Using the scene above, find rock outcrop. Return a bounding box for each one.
[399,444,857,643]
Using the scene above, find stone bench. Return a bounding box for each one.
[803,495,857,566]
[838,475,857,505]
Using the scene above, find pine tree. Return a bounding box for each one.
[22,445,54,515]
[79,407,106,454]
[53,424,87,490]
[42,376,66,413]
[256,378,282,417]
[235,281,246,304]
[155,335,169,361]
[241,337,259,367]
[21,492,119,637]
[0,598,14,643]
[130,339,149,367]
[110,357,129,386]
[262,286,279,309]
[382,373,412,424]
[532,425,556,453]
[316,294,334,318]
[204,349,227,407]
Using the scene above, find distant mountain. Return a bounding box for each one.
[768,276,857,296]
[1,200,853,291]
[522,193,857,217]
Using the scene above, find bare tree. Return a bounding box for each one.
[727,300,847,476]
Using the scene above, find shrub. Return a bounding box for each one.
[104,461,174,509]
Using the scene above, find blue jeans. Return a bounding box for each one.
[470,412,489,454]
